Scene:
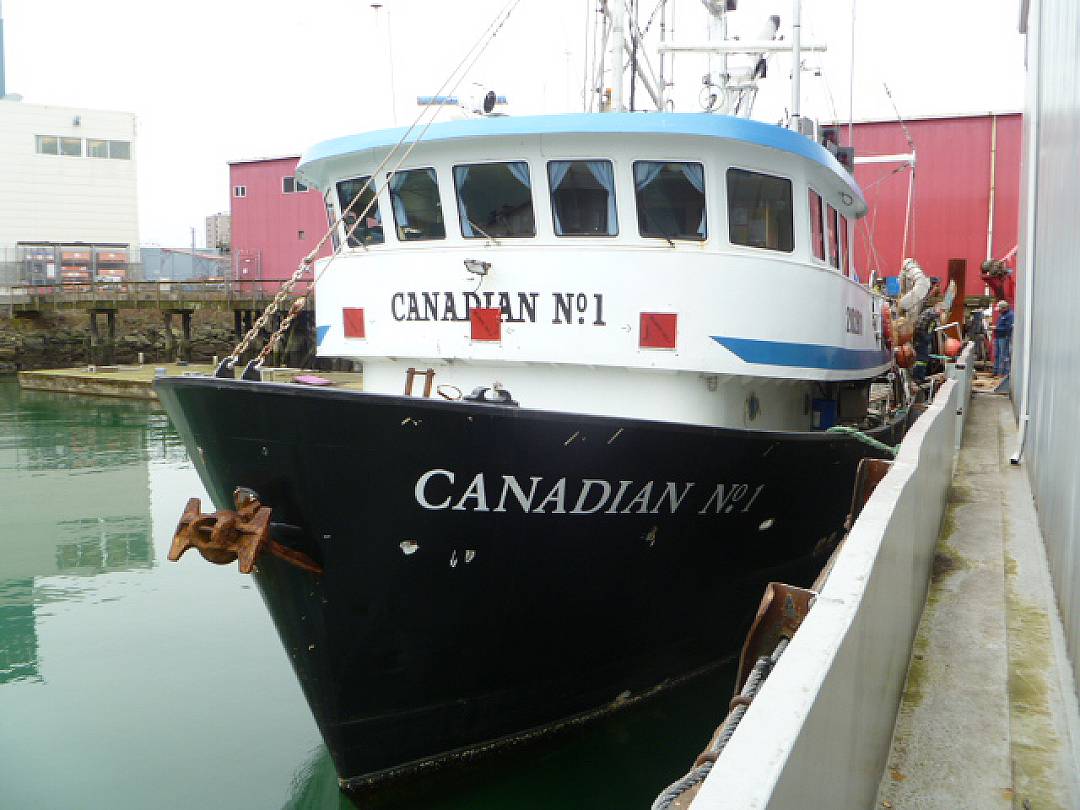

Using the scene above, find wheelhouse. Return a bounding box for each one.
[298,112,866,280]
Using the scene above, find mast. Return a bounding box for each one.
[609,0,626,111]
[0,0,6,99]
[790,0,802,128]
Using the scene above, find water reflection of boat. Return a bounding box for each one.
[157,1,912,799]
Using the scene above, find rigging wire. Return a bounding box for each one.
[316,0,524,287]
[883,82,917,261]
[582,0,591,111]
[848,0,856,146]
[224,0,526,369]
[629,0,639,111]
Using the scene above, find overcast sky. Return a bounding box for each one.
[3,0,1026,247]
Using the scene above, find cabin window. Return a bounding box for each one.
[826,204,840,269]
[389,167,446,241]
[336,176,384,247]
[726,168,794,252]
[548,160,617,236]
[325,192,341,251]
[634,161,706,241]
[87,139,109,158]
[839,214,851,278]
[808,189,825,261]
[454,161,535,238]
[283,176,309,194]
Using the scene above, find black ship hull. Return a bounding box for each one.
[156,377,905,794]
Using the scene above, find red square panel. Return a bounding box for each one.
[342,307,366,339]
[470,307,502,342]
[639,312,677,349]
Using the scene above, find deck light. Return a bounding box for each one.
[464,259,491,276]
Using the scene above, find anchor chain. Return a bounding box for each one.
[217,1,527,379]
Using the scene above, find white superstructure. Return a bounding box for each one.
[298,114,890,430]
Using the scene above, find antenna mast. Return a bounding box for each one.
[657,1,821,119]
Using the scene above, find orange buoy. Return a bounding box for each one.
[881,303,894,350]
[945,337,962,357]
[895,343,916,368]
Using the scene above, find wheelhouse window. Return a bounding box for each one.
[808,189,825,261]
[454,161,535,238]
[634,161,706,241]
[108,140,131,160]
[826,204,840,269]
[548,160,617,236]
[60,137,83,157]
[389,167,445,241]
[87,139,108,158]
[337,176,384,247]
[325,192,341,251]
[726,168,794,252]
[839,214,851,277]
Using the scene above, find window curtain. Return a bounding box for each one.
[506,161,531,189]
[634,162,665,191]
[547,161,573,234]
[389,171,410,229]
[454,166,474,237]
[585,160,617,235]
[679,163,707,237]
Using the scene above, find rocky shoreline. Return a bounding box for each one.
[0,311,239,371]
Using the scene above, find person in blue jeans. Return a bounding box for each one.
[993,300,1014,377]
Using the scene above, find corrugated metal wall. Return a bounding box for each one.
[1017,0,1080,686]
[851,114,1022,294]
[229,157,332,287]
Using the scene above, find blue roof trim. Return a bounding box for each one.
[297,113,862,205]
[712,335,891,372]
[316,324,330,347]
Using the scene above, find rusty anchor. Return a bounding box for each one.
[169,488,322,575]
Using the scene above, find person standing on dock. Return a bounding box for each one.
[913,303,945,383]
[993,300,1014,377]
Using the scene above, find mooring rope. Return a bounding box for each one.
[650,637,792,810]
[826,425,898,458]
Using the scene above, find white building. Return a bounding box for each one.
[205,211,231,253]
[0,98,139,283]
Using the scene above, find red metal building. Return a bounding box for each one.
[845,112,1022,296]
[228,156,332,291]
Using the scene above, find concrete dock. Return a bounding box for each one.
[876,391,1080,809]
[16,364,363,400]
[687,361,1080,809]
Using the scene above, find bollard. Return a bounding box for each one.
[138,352,145,365]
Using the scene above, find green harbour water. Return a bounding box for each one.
[0,378,735,809]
